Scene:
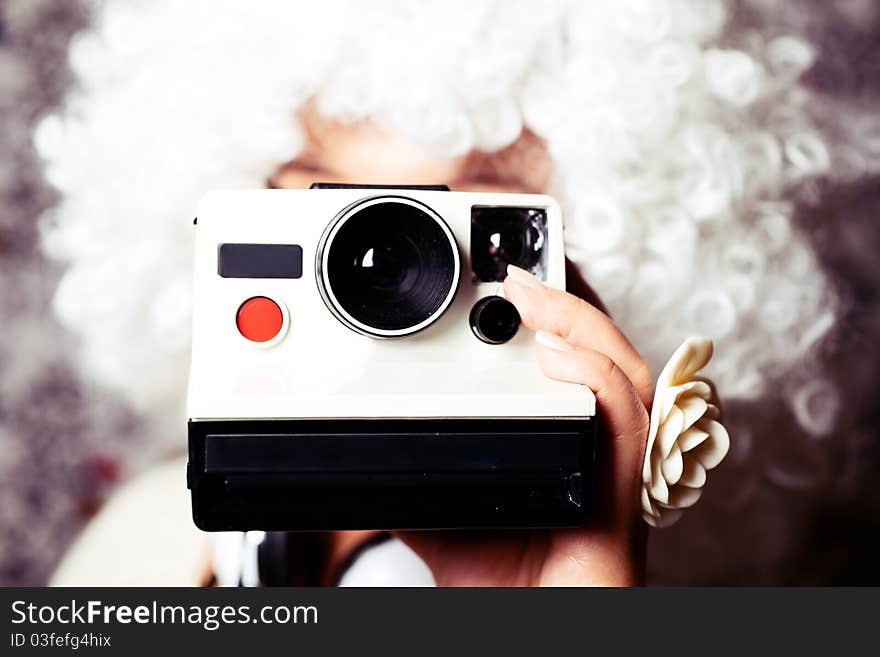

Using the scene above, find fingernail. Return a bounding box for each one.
[535,330,575,352]
[505,264,544,290]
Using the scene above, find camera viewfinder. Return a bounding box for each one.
[470,207,548,283]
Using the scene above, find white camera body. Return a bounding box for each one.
[188,188,593,421]
[187,186,597,531]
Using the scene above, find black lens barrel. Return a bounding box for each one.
[318,197,459,337]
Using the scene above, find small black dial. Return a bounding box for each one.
[470,295,521,345]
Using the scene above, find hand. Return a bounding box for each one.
[394,262,653,586]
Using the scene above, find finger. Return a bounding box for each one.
[534,331,649,531]
[503,265,653,408]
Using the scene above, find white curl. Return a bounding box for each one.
[704,49,764,106]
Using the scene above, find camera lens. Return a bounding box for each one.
[318,197,460,337]
[470,296,520,345]
[471,207,548,283]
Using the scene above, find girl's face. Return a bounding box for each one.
[269,111,552,194]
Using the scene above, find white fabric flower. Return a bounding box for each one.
[641,337,730,528]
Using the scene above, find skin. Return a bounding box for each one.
[273,112,653,586]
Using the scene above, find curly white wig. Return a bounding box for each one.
[34,0,877,449]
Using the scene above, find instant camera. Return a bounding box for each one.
[187,184,597,530]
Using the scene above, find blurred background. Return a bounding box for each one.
[1,0,879,585]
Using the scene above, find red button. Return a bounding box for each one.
[236,297,283,342]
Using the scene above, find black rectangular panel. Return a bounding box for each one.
[204,432,581,474]
[218,243,303,278]
[187,418,597,531]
